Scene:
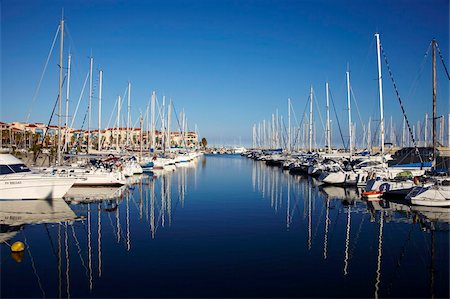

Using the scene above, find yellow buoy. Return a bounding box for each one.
[11,241,25,252]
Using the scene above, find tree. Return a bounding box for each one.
[201,137,208,148]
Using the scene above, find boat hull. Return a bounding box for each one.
[0,176,75,200]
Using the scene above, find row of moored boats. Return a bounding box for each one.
[0,151,202,200]
[244,149,450,207]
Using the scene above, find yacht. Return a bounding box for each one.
[0,154,75,200]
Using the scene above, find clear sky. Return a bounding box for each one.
[1,0,449,147]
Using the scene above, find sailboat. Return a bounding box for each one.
[362,33,427,199]
[406,39,450,206]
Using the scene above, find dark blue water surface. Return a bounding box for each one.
[1,155,449,298]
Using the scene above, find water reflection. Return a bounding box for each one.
[251,159,449,298]
[1,159,198,298]
[1,156,448,298]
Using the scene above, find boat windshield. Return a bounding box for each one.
[0,164,31,174]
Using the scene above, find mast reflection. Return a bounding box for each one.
[251,157,450,296]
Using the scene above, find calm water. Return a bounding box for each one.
[1,155,449,298]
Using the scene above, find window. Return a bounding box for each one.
[9,164,31,173]
[0,165,14,175]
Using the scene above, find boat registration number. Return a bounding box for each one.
[5,181,22,185]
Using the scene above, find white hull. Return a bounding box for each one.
[73,172,126,186]
[0,175,75,200]
[34,166,126,186]
[411,187,450,206]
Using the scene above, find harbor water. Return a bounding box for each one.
[1,155,449,298]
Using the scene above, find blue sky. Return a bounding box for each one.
[1,0,449,146]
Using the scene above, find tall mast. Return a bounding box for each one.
[288,98,291,152]
[425,112,428,146]
[263,120,266,148]
[368,117,372,151]
[271,113,275,149]
[167,98,172,150]
[390,116,394,144]
[98,70,103,151]
[57,16,64,164]
[116,96,121,151]
[161,96,166,150]
[150,91,155,150]
[139,114,143,159]
[145,101,150,149]
[127,81,131,147]
[309,85,313,152]
[346,67,352,158]
[417,120,421,147]
[448,114,450,147]
[402,117,406,147]
[326,81,331,154]
[65,53,71,153]
[375,33,385,161]
[276,109,279,148]
[432,39,437,169]
[88,55,93,154]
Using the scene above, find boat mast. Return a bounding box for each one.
[309,85,313,152]
[288,98,291,153]
[368,117,372,152]
[64,53,71,153]
[57,16,64,165]
[145,101,149,149]
[432,39,437,169]
[425,112,428,146]
[161,96,166,150]
[271,113,275,149]
[276,109,279,148]
[98,69,103,151]
[150,91,155,151]
[116,96,121,151]
[139,114,143,159]
[263,120,266,148]
[448,114,450,147]
[326,81,331,154]
[88,55,93,154]
[346,67,352,158]
[127,81,131,148]
[167,98,172,151]
[375,33,385,162]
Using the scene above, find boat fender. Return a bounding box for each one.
[11,241,25,252]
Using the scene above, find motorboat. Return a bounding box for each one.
[0,154,75,200]
[406,178,450,207]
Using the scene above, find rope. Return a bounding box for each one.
[63,71,89,152]
[172,102,188,149]
[436,42,450,80]
[407,42,432,101]
[380,44,423,163]
[350,86,367,145]
[329,88,347,149]
[33,75,67,163]
[26,25,60,123]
